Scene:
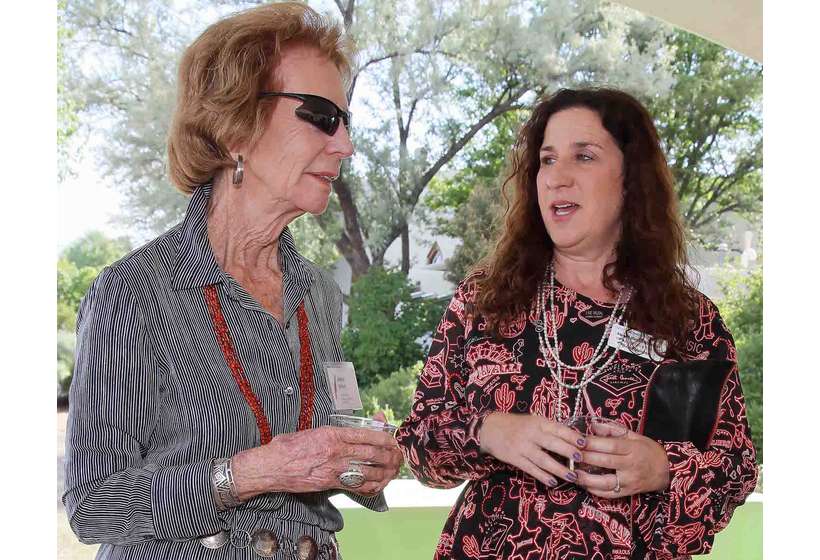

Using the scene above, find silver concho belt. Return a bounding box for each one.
[199,529,337,559]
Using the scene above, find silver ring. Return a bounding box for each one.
[338,463,365,489]
[613,472,621,494]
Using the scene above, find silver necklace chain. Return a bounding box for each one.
[535,264,632,421]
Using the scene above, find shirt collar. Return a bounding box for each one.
[171,183,314,292]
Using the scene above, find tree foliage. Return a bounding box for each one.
[58,0,80,179]
[341,268,446,388]
[360,361,422,425]
[61,230,132,270]
[61,0,217,233]
[718,266,762,463]
[439,30,763,282]
[425,111,523,282]
[360,359,422,479]
[649,31,762,244]
[58,231,132,332]
[424,110,524,212]
[57,231,132,398]
[62,0,674,277]
[329,0,673,276]
[438,179,503,284]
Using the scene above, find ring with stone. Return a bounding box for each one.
[338,462,365,489]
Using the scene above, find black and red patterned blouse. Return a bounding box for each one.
[395,274,757,559]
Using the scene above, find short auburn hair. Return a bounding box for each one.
[474,88,699,357]
[167,1,354,193]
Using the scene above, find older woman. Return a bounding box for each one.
[62,3,402,559]
[396,88,758,559]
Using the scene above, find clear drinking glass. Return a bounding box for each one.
[328,414,398,435]
[566,415,628,474]
[328,414,398,467]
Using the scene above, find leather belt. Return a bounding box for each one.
[199,529,338,559]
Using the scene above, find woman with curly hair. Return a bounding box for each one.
[396,88,757,559]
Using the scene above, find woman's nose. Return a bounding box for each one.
[328,124,354,159]
[544,162,573,190]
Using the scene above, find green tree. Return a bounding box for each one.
[57,258,102,332]
[326,0,673,277]
[438,179,503,284]
[57,231,133,398]
[341,268,446,388]
[360,361,422,425]
[424,112,523,282]
[649,31,762,245]
[718,266,762,463]
[288,214,341,270]
[424,110,524,212]
[63,0,674,278]
[58,0,79,180]
[438,31,763,281]
[58,231,132,331]
[61,230,132,270]
[61,0,217,233]
[57,330,77,398]
[360,360,423,479]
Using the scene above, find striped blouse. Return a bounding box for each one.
[62,183,385,559]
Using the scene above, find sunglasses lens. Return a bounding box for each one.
[295,106,339,135]
[294,97,349,136]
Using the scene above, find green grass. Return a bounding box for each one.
[58,502,761,559]
[337,502,762,560]
[699,502,762,560]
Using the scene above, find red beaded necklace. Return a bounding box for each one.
[204,284,316,443]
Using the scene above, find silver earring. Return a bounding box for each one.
[232,154,244,186]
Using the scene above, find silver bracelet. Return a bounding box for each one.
[210,457,242,511]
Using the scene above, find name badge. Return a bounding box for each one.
[608,323,666,362]
[323,361,363,412]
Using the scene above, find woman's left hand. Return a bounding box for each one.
[573,429,670,498]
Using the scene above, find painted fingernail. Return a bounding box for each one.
[573,452,582,461]
[565,471,578,482]
[577,438,586,447]
[547,478,558,487]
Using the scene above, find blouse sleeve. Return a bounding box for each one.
[62,267,224,545]
[640,295,758,558]
[395,278,501,488]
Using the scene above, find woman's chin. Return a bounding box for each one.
[547,232,583,252]
[301,197,331,216]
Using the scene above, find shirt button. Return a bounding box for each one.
[284,386,295,396]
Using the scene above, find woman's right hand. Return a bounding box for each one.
[231,426,403,500]
[479,412,587,488]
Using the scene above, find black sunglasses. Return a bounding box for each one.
[258,92,351,136]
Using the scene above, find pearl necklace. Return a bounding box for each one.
[535,264,632,421]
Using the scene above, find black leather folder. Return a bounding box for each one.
[640,359,735,451]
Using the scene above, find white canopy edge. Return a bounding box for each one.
[612,0,762,62]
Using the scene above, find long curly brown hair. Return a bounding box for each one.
[473,88,698,357]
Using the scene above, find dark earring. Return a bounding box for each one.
[232,155,244,186]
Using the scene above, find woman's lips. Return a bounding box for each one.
[307,172,338,185]
[552,202,579,218]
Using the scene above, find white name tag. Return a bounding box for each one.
[608,323,666,362]
[323,362,363,412]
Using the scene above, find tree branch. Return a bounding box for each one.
[335,0,355,28]
[417,88,520,191]
[332,172,371,278]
